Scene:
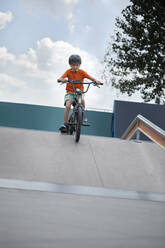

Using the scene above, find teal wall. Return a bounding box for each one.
[0,102,113,137]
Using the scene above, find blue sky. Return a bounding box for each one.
[0,0,142,111]
[1,0,129,58]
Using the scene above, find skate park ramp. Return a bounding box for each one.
[0,126,165,247]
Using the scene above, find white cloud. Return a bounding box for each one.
[0,37,105,108]
[0,47,15,62]
[67,11,76,33]
[0,36,143,110]
[21,0,78,33]
[0,73,26,90]
[0,11,13,30]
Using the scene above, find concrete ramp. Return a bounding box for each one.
[0,126,165,193]
[1,127,165,248]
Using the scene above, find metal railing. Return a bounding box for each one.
[122,114,165,150]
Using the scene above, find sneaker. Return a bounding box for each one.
[59,123,68,133]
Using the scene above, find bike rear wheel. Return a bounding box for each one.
[74,106,83,142]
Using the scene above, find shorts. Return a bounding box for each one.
[64,93,84,106]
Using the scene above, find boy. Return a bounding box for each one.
[57,54,101,132]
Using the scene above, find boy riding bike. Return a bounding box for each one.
[57,54,102,132]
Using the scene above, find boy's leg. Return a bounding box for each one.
[81,98,87,122]
[59,100,72,132]
[64,100,72,123]
[81,98,85,109]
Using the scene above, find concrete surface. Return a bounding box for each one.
[0,126,165,248]
[0,188,165,248]
[0,127,165,193]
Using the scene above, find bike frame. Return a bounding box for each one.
[67,80,97,124]
[68,83,86,127]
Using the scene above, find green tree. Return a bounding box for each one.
[104,0,165,104]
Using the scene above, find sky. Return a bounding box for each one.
[0,0,143,111]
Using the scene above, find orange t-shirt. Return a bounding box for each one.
[61,69,92,93]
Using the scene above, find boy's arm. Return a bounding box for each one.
[84,71,102,85]
[57,70,68,83]
[89,76,102,85]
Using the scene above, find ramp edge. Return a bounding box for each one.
[0,178,165,202]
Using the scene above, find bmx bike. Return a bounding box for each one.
[58,79,103,142]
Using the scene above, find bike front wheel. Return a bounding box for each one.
[74,106,83,142]
[68,114,74,135]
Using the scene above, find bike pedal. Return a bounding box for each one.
[60,130,67,133]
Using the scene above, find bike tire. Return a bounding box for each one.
[75,106,83,142]
[68,114,74,135]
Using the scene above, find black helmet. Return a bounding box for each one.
[69,54,81,65]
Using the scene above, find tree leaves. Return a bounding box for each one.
[104,0,165,104]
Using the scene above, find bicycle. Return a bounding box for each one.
[58,79,103,142]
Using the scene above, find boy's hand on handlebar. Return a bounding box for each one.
[95,80,103,87]
[57,78,66,83]
[96,80,102,85]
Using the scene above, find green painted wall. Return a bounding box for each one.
[0,102,113,137]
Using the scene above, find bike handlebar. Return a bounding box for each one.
[57,79,103,93]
